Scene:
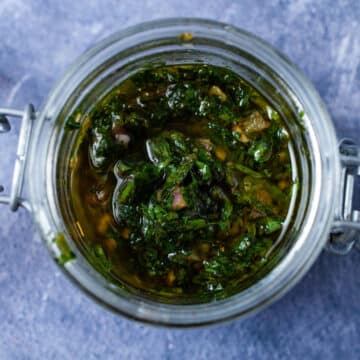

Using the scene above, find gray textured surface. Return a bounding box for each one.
[0,1,359,359]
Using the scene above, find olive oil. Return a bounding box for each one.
[68,64,295,302]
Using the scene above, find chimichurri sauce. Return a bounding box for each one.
[68,64,295,302]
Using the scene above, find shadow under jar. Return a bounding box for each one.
[0,19,359,327]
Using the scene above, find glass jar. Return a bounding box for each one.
[0,19,359,327]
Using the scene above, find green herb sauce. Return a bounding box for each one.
[68,64,295,302]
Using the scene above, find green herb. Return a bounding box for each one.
[65,113,81,130]
[54,233,75,265]
[91,245,112,272]
[68,64,295,302]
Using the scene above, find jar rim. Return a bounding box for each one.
[28,18,340,327]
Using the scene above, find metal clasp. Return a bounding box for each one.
[327,139,360,254]
[0,105,35,212]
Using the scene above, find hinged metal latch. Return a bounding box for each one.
[0,105,35,212]
[327,139,360,254]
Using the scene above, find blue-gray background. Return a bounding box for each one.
[0,1,359,359]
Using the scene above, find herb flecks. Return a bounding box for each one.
[68,64,294,301]
[54,233,75,265]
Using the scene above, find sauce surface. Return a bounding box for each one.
[67,64,294,302]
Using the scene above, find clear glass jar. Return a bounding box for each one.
[0,19,359,327]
